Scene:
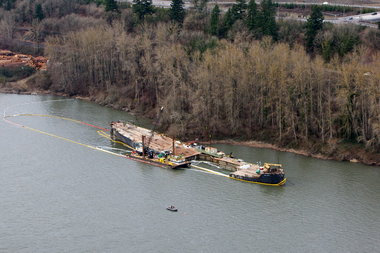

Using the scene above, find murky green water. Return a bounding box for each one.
[1,94,379,252]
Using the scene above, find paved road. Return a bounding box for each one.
[340,11,380,22]
[119,0,380,9]
[119,0,191,8]
[119,0,379,26]
[276,1,380,9]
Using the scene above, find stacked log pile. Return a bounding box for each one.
[0,50,47,70]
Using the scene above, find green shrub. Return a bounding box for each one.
[0,66,36,82]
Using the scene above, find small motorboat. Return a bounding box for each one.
[167,205,178,212]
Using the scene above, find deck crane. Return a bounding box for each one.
[144,106,164,158]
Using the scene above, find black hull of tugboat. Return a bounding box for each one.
[230,173,286,186]
[258,173,285,184]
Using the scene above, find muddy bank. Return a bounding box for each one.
[0,79,60,96]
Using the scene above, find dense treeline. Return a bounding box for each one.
[44,23,380,153]
[1,0,380,158]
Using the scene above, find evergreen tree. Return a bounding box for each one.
[235,0,247,19]
[210,5,220,36]
[105,0,119,12]
[133,0,154,20]
[246,0,257,32]
[219,0,247,37]
[170,0,185,24]
[3,0,15,10]
[34,4,44,21]
[258,0,278,40]
[305,6,324,53]
[219,8,234,37]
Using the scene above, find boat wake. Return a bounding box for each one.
[191,160,223,169]
[96,146,131,153]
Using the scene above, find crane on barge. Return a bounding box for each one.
[143,106,164,158]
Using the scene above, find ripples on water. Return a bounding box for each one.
[0,94,379,252]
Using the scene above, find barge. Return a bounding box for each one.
[110,121,286,185]
[110,121,199,169]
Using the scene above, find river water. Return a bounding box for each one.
[0,94,379,253]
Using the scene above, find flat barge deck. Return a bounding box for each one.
[111,121,200,160]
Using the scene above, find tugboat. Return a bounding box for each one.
[166,205,178,212]
[229,163,286,186]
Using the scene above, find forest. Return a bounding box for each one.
[1,0,380,162]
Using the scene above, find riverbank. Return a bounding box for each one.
[1,74,379,167]
[207,139,380,166]
[0,74,81,98]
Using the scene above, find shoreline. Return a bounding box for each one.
[1,81,379,167]
[207,139,327,159]
[206,139,339,162]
